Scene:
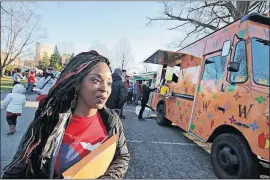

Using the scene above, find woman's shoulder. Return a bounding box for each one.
[101,108,120,119]
[99,108,121,126]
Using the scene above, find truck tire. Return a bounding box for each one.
[156,104,172,126]
[211,133,260,179]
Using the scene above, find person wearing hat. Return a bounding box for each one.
[36,67,57,102]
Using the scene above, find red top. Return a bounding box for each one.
[27,72,36,83]
[55,113,108,175]
[6,111,21,117]
[136,83,142,93]
[124,81,129,89]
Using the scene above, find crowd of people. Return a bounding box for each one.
[1,50,157,179]
[2,64,156,135]
[1,50,131,179]
[1,67,58,135]
[2,60,156,137]
[105,68,156,121]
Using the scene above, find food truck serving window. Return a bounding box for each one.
[251,38,270,86]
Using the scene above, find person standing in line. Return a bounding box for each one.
[124,76,129,90]
[36,67,57,102]
[106,68,127,118]
[121,69,127,82]
[12,69,18,85]
[135,81,142,105]
[127,82,133,105]
[26,71,37,94]
[120,75,129,118]
[132,82,136,104]
[12,68,24,86]
[138,84,157,121]
[1,84,26,135]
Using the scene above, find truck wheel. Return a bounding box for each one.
[211,133,260,179]
[156,104,172,126]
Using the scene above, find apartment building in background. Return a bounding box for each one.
[35,42,54,62]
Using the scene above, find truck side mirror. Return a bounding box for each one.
[221,40,231,57]
[227,62,240,72]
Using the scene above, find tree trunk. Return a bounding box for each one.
[1,66,7,77]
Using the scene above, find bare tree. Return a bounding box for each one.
[1,1,43,75]
[113,38,133,70]
[147,1,269,48]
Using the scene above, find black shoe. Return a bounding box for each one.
[120,115,126,119]
[138,118,146,121]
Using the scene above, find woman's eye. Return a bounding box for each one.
[107,82,112,86]
[92,79,100,83]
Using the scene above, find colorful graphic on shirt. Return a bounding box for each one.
[55,113,108,175]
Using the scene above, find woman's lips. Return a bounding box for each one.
[96,95,106,104]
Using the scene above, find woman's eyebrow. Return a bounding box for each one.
[89,73,112,81]
[88,73,102,78]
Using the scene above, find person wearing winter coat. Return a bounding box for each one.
[138,84,157,121]
[36,67,57,101]
[106,68,127,117]
[1,84,26,135]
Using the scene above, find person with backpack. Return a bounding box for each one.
[36,67,56,102]
[1,84,26,135]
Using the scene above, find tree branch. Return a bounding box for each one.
[168,22,190,30]
[188,1,222,13]
[146,1,266,49]
[2,2,42,68]
[178,25,201,48]
[163,11,218,31]
[1,5,11,14]
[223,1,242,20]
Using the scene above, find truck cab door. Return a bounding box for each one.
[188,44,232,140]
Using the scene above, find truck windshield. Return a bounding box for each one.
[251,38,270,86]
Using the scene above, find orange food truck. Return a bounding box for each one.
[144,13,269,178]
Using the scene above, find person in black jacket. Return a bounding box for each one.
[106,68,127,117]
[2,51,130,179]
[138,84,157,121]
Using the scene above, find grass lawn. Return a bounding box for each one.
[0,76,26,92]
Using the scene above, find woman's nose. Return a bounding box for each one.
[100,82,110,92]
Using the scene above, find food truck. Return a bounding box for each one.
[144,13,269,178]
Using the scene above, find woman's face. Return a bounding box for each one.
[78,62,112,109]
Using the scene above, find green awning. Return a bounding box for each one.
[131,76,149,81]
